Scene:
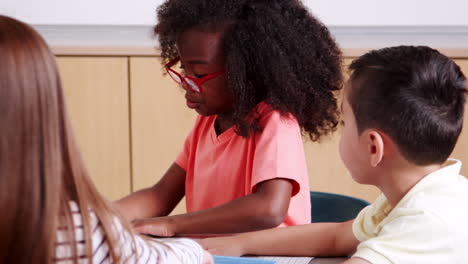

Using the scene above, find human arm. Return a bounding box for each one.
[200,219,358,257]
[121,235,214,264]
[110,204,214,264]
[59,202,213,264]
[115,162,186,221]
[138,237,214,264]
[132,178,293,236]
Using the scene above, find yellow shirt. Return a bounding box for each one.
[352,159,468,264]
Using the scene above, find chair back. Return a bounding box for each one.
[310,191,370,223]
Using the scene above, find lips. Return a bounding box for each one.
[185,95,201,109]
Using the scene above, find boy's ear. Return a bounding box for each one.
[366,130,384,167]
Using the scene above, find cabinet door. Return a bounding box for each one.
[56,57,131,200]
[452,59,468,178]
[130,57,197,215]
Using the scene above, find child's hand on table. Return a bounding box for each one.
[132,216,176,237]
[137,220,215,264]
[203,249,215,264]
[199,235,246,257]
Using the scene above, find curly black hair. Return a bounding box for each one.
[155,0,343,141]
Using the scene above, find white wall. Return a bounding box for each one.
[2,0,468,26]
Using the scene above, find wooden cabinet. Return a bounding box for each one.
[57,57,131,200]
[129,57,196,214]
[56,56,468,207]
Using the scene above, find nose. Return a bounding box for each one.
[180,80,191,91]
[182,84,196,99]
[180,79,200,93]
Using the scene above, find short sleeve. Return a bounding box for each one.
[251,111,307,196]
[352,208,453,264]
[352,195,386,242]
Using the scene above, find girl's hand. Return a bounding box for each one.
[132,217,176,237]
[199,235,246,256]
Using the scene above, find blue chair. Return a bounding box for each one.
[310,191,370,223]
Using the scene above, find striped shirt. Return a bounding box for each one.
[55,202,204,263]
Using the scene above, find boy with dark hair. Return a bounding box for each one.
[200,46,468,264]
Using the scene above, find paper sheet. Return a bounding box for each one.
[254,256,314,264]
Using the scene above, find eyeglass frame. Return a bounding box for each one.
[164,57,226,93]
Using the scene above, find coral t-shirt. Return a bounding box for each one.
[176,102,311,226]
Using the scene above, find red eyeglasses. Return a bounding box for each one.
[164,57,225,93]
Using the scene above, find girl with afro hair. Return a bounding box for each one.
[117,0,343,237]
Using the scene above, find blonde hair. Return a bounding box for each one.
[0,15,135,263]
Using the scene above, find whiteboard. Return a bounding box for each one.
[1,0,468,26]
